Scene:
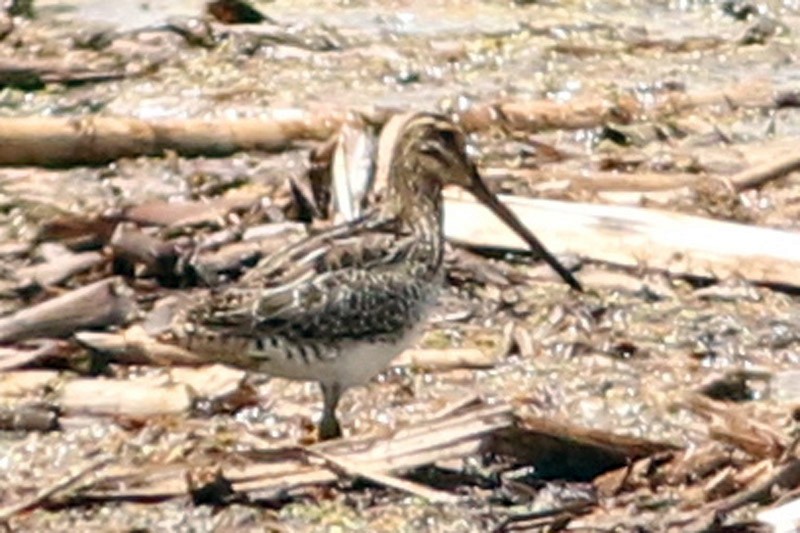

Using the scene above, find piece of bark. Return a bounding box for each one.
[110,223,176,267]
[512,325,536,359]
[0,277,137,343]
[306,134,338,218]
[712,459,800,516]
[109,224,182,283]
[393,348,496,370]
[0,111,344,167]
[59,378,193,418]
[35,214,117,249]
[687,395,787,459]
[443,190,800,288]
[0,241,30,257]
[0,404,59,431]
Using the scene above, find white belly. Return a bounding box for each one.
[260,322,425,388]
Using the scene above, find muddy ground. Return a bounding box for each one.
[1,0,800,531]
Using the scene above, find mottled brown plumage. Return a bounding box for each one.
[172,112,581,439]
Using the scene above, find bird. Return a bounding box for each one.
[169,111,582,440]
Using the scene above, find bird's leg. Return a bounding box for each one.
[319,382,343,440]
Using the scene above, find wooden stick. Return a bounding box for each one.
[308,447,460,504]
[459,81,795,133]
[480,166,702,193]
[730,151,800,192]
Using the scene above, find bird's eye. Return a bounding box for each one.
[437,129,459,151]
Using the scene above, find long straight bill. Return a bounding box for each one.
[468,172,583,292]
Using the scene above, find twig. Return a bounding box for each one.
[303,446,461,504]
[730,151,800,192]
[713,459,800,516]
[493,499,595,532]
[0,454,113,523]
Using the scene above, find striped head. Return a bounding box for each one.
[378,111,582,291]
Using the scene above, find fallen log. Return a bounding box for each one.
[0,110,345,167]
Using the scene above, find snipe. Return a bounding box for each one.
[174,112,581,439]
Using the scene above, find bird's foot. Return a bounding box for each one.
[318,414,342,440]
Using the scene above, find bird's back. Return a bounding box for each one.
[170,211,441,375]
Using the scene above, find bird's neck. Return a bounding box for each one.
[393,180,445,279]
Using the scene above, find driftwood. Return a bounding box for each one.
[0,111,344,167]
[482,136,800,197]
[443,191,800,287]
[0,278,137,343]
[2,80,794,168]
[459,81,799,133]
